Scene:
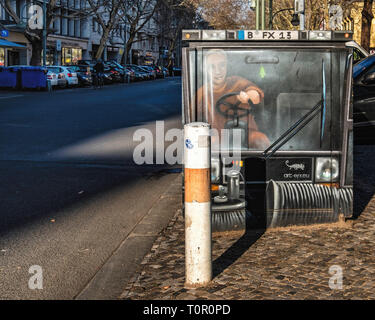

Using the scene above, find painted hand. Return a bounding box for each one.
[237,90,261,105]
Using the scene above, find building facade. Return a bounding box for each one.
[0,0,166,66]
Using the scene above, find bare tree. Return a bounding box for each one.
[271,0,373,52]
[118,0,159,65]
[156,0,200,68]
[87,0,124,60]
[182,0,256,29]
[360,0,374,51]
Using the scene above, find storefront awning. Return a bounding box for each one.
[0,38,26,48]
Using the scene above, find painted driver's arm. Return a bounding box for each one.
[237,82,264,105]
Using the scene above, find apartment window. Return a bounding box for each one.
[69,18,74,36]
[62,16,68,36]
[74,19,80,37]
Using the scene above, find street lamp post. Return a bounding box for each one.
[254,0,266,30]
[295,0,305,31]
[261,0,265,30]
[269,0,273,29]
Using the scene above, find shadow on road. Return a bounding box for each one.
[0,159,181,238]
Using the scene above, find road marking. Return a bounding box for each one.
[1,123,31,128]
[0,94,24,100]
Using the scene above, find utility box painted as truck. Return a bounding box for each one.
[182,30,353,231]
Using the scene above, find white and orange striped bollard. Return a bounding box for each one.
[184,122,212,288]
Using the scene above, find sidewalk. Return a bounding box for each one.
[120,168,375,300]
[120,199,375,300]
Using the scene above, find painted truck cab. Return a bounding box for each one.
[182,30,353,231]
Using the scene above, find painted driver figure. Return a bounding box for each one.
[196,49,270,149]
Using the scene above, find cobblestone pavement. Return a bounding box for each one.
[120,145,375,300]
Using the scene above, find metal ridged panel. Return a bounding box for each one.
[210,181,353,232]
[266,181,353,227]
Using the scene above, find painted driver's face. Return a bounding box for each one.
[206,52,227,88]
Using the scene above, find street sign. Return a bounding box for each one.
[0,30,9,37]
[56,40,61,51]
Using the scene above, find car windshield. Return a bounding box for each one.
[131,66,144,72]
[112,62,123,68]
[47,67,61,73]
[186,47,349,151]
[353,55,375,78]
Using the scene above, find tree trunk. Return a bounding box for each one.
[125,33,136,64]
[29,39,43,66]
[95,27,112,60]
[361,0,374,52]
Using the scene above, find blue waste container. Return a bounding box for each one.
[8,66,47,89]
[19,66,47,89]
[0,67,18,88]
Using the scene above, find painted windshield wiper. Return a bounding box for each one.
[262,99,323,159]
[263,60,327,159]
[320,59,326,147]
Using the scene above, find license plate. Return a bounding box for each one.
[243,30,299,40]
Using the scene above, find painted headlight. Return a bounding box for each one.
[315,157,339,182]
[309,31,332,40]
[202,30,226,40]
[211,158,220,183]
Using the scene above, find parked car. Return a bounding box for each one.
[353,55,375,143]
[77,59,97,67]
[125,67,135,82]
[46,70,58,87]
[127,64,149,80]
[134,65,154,80]
[56,66,79,87]
[126,66,141,81]
[140,65,157,79]
[346,40,369,64]
[162,67,169,77]
[106,61,134,82]
[110,63,137,82]
[147,65,164,78]
[88,66,113,84]
[46,66,68,87]
[104,62,124,82]
[172,66,181,76]
[66,65,92,86]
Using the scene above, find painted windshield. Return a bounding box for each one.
[187,48,347,151]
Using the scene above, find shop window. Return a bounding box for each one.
[62,47,82,65]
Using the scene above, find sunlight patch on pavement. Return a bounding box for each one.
[0,95,24,100]
[48,116,182,163]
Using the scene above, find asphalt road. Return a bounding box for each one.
[0,77,182,299]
